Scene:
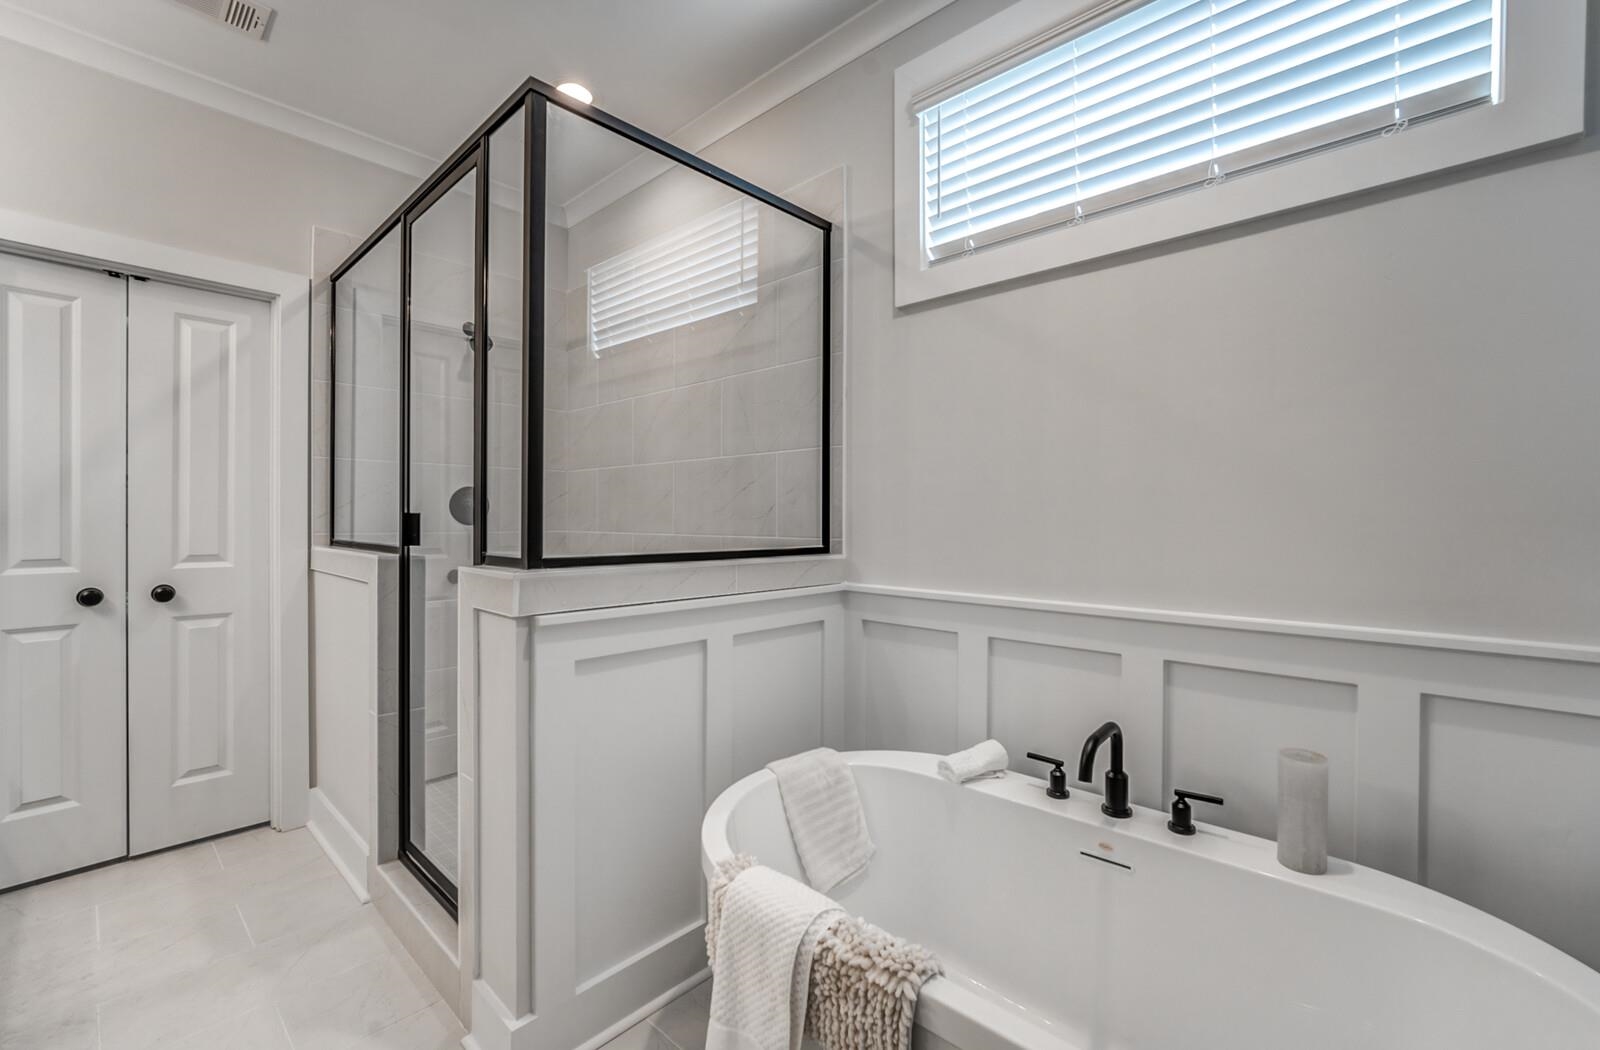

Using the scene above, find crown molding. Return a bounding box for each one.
[552,0,961,226]
[0,0,437,178]
[0,0,953,210]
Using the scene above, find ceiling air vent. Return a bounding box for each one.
[171,0,274,39]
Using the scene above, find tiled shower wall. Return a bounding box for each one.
[543,168,845,558]
[312,166,846,562]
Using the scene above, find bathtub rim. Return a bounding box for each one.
[701,749,1600,1049]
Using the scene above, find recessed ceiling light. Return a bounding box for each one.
[556,82,593,105]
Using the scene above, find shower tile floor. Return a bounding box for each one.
[0,825,464,1050]
[422,775,459,887]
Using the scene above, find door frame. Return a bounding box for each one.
[0,207,312,833]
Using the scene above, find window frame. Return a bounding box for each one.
[893,0,1587,307]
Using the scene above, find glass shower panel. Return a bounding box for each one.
[404,162,477,897]
[485,106,526,561]
[543,104,827,559]
[331,228,402,546]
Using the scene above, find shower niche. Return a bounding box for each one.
[328,80,833,910]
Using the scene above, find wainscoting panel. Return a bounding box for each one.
[843,585,1600,971]
[464,583,845,1050]
[858,621,959,754]
[732,621,826,780]
[1420,693,1600,969]
[574,642,708,988]
[988,638,1121,775]
[1164,662,1358,857]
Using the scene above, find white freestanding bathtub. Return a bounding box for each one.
[701,751,1600,1050]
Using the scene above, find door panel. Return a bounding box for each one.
[0,254,127,889]
[127,280,271,855]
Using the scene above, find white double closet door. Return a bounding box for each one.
[0,251,271,891]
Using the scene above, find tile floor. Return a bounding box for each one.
[420,777,459,887]
[0,825,464,1050]
[1,823,715,1050]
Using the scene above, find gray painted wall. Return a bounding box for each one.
[0,37,411,275]
[695,0,1600,646]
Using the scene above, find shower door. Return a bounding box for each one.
[398,150,484,909]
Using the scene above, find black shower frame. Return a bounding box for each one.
[328,77,835,570]
[326,80,833,913]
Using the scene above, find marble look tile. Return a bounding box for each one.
[544,409,568,471]
[734,558,844,593]
[774,449,822,540]
[544,340,569,412]
[597,464,675,534]
[568,338,600,407]
[674,455,777,537]
[599,330,675,404]
[213,827,325,871]
[830,352,843,447]
[0,998,99,1050]
[96,849,332,946]
[545,531,635,558]
[722,360,822,456]
[165,1006,293,1050]
[759,206,826,286]
[648,979,711,1049]
[633,384,720,464]
[775,269,824,365]
[0,840,221,923]
[344,1001,465,1050]
[599,1018,682,1050]
[830,444,844,543]
[237,869,368,946]
[567,401,633,469]
[97,908,399,1050]
[674,301,776,386]
[631,533,726,555]
[276,951,439,1050]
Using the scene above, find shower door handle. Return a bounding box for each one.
[402,511,423,547]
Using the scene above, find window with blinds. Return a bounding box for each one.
[587,200,759,356]
[917,0,1502,261]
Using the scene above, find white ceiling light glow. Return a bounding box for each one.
[556,82,593,105]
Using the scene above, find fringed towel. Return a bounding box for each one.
[706,855,844,1050]
[707,856,942,1050]
[806,916,942,1050]
[766,748,875,892]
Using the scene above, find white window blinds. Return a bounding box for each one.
[917,0,1501,261]
[587,200,759,356]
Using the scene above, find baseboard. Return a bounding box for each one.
[305,787,370,903]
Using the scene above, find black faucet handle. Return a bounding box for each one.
[1168,788,1224,835]
[1025,752,1069,800]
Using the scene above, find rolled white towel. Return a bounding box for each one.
[938,739,1009,783]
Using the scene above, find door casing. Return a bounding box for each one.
[0,206,312,867]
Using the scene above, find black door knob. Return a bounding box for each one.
[75,587,104,607]
[150,584,176,603]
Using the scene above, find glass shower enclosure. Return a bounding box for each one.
[328,80,832,911]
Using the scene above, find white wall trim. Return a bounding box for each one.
[0,0,435,178]
[575,0,958,224]
[0,207,313,832]
[844,583,1600,665]
[891,0,1589,305]
[0,0,952,202]
[306,786,370,902]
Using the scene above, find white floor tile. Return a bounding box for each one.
[0,825,459,1050]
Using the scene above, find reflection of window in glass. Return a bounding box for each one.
[586,200,758,357]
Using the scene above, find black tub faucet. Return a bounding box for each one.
[1078,721,1133,818]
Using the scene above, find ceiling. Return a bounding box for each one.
[5,0,878,167]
